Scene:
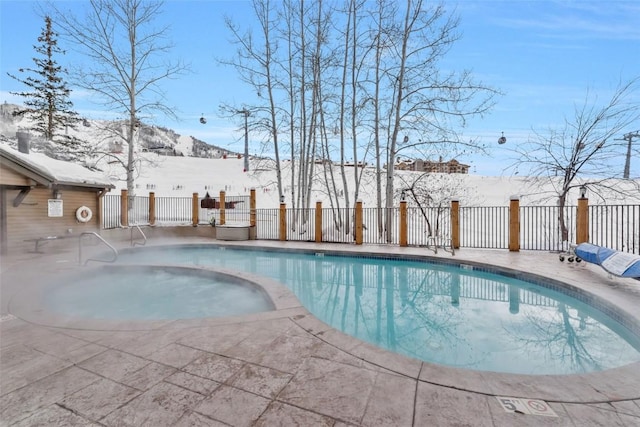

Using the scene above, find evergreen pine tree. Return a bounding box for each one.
[7,15,81,158]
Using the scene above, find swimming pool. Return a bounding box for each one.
[45,265,275,320]
[110,244,640,375]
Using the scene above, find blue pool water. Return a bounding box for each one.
[47,266,274,320]
[108,245,640,375]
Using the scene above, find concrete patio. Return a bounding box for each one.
[1,239,640,426]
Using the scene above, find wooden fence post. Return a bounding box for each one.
[121,189,128,227]
[355,200,363,245]
[399,199,408,247]
[250,188,256,227]
[97,191,104,229]
[149,192,155,226]
[509,196,520,252]
[279,199,287,241]
[219,190,226,225]
[315,200,323,243]
[576,195,589,244]
[450,199,460,249]
[192,193,199,227]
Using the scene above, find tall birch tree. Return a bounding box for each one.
[379,0,496,242]
[222,0,285,200]
[52,0,186,196]
[222,0,496,241]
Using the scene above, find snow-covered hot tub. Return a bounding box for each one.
[215,224,250,241]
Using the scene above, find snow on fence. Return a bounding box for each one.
[101,194,640,254]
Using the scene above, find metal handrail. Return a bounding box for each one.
[426,234,456,256]
[79,232,118,265]
[130,224,147,247]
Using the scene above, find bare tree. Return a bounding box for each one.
[397,172,473,239]
[51,0,186,196]
[326,0,382,237]
[368,0,397,236]
[222,0,496,241]
[507,77,640,242]
[379,0,497,242]
[221,0,285,200]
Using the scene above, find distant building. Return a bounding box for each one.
[394,157,470,174]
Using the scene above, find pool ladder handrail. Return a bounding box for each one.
[426,233,455,256]
[79,232,118,265]
[130,224,147,247]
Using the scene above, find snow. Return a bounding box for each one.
[0,144,112,187]
[176,134,194,156]
[1,104,638,208]
[101,153,639,208]
[2,142,637,209]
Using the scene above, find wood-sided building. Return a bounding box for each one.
[0,145,114,255]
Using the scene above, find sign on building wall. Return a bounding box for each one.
[48,199,63,217]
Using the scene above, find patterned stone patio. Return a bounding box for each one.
[2,239,639,426]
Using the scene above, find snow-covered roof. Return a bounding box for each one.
[0,145,114,189]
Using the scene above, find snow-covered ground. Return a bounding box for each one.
[100,153,638,208]
[1,104,638,209]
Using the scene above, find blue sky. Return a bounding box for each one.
[1,0,639,176]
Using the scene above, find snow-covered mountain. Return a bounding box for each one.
[0,102,232,159]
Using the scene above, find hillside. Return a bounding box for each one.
[1,103,638,209]
[0,103,233,159]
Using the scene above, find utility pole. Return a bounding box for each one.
[616,131,639,179]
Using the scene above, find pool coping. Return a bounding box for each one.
[4,239,640,404]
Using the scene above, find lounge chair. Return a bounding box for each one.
[574,243,640,279]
